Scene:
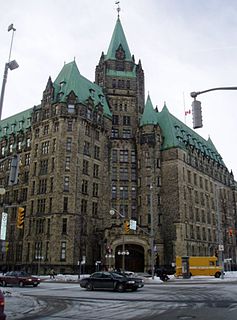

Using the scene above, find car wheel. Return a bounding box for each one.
[33,283,38,287]
[131,287,138,291]
[215,272,221,278]
[86,282,94,291]
[117,283,125,292]
[2,281,7,287]
[19,281,24,287]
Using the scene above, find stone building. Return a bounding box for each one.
[0,16,236,274]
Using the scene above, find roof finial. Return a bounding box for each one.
[115,1,121,17]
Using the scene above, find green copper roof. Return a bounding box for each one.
[54,61,112,118]
[139,101,225,166]
[105,17,132,61]
[140,95,158,125]
[0,108,32,139]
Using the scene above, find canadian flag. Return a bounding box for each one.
[185,110,191,116]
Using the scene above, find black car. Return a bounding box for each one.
[79,271,144,292]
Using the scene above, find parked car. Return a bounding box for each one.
[0,271,41,287]
[80,271,144,292]
[0,290,6,320]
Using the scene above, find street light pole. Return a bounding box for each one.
[216,187,224,279]
[150,185,155,280]
[0,24,19,120]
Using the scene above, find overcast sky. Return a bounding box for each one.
[0,0,237,177]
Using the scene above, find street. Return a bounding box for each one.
[3,276,237,320]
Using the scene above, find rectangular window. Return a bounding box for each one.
[112,115,119,125]
[92,202,98,217]
[60,241,66,261]
[62,218,67,234]
[63,197,68,212]
[120,150,128,162]
[64,177,69,192]
[94,146,100,159]
[112,128,119,138]
[83,141,90,155]
[39,160,48,175]
[112,150,118,162]
[93,183,99,197]
[66,138,72,152]
[65,156,70,171]
[83,160,89,174]
[122,129,131,138]
[93,164,99,178]
[120,167,128,180]
[67,120,73,131]
[68,104,75,114]
[82,179,88,194]
[123,116,130,125]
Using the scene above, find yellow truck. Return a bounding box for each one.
[175,256,222,278]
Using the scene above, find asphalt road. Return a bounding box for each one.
[3,278,237,320]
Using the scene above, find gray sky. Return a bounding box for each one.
[1,0,237,177]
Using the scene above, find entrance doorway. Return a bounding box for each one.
[115,244,144,272]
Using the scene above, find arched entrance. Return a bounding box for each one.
[115,244,144,272]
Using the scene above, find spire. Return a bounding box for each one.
[105,16,132,61]
[140,94,158,126]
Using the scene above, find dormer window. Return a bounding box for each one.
[59,81,65,90]
[11,124,16,132]
[98,94,104,103]
[89,88,95,99]
[3,127,7,135]
[68,104,75,114]
[1,146,5,156]
[19,121,23,130]
[9,144,13,153]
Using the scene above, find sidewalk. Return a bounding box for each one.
[3,290,45,320]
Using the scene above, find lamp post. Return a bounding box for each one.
[109,207,127,272]
[105,253,115,271]
[0,24,19,120]
[215,187,224,279]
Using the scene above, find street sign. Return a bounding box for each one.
[0,212,8,240]
[218,244,224,251]
[129,219,137,230]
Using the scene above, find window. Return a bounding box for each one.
[120,150,128,162]
[112,150,118,162]
[83,141,90,156]
[68,104,75,113]
[112,128,119,138]
[43,125,49,135]
[65,157,70,171]
[81,199,87,214]
[123,116,130,125]
[83,160,89,174]
[120,167,128,180]
[25,154,31,166]
[94,146,100,159]
[62,218,67,234]
[92,202,98,217]
[93,183,99,197]
[85,125,91,136]
[93,164,99,178]
[39,179,47,194]
[82,179,88,194]
[122,129,131,138]
[112,186,117,199]
[66,138,72,152]
[67,120,73,131]
[112,115,119,125]
[42,141,50,154]
[60,241,66,261]
[64,177,69,192]
[37,198,46,214]
[26,138,31,148]
[63,197,68,212]
[39,160,48,175]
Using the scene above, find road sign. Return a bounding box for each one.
[129,219,137,230]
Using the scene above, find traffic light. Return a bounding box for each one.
[192,99,203,129]
[124,220,130,233]
[8,154,19,185]
[17,207,25,229]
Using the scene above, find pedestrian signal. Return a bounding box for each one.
[17,207,25,229]
[124,220,130,233]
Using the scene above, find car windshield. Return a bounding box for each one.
[111,272,126,279]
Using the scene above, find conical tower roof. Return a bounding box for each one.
[105,17,132,61]
[140,94,158,126]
